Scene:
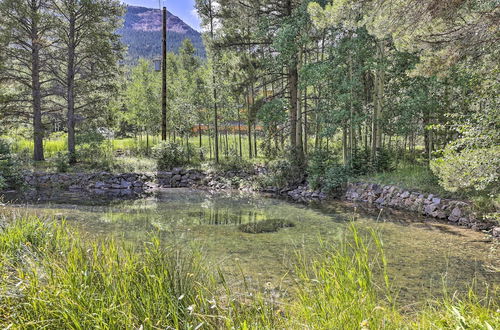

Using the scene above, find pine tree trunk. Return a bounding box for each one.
[289,62,299,158]
[371,39,385,162]
[237,108,242,158]
[31,12,44,161]
[67,14,77,164]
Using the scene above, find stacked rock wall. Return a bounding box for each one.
[345,182,495,232]
[23,170,205,193]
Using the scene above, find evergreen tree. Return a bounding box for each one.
[49,0,124,163]
[0,0,55,161]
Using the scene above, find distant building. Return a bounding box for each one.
[192,122,263,133]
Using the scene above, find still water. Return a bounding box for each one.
[2,188,498,304]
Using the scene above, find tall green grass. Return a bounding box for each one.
[0,215,498,328]
[359,162,459,198]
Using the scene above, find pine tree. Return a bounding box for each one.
[49,0,124,163]
[0,0,55,161]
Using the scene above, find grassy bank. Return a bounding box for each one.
[0,214,498,329]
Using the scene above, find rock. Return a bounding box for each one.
[432,197,441,205]
[120,180,132,189]
[492,227,500,238]
[94,181,106,189]
[424,203,438,215]
[172,174,182,181]
[458,217,470,226]
[448,207,462,222]
[132,181,144,187]
[400,191,410,199]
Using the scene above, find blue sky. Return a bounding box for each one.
[122,0,201,30]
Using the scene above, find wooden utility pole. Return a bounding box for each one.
[161,6,167,141]
[208,0,219,162]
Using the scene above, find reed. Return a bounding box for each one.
[0,215,498,329]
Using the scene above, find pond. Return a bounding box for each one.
[2,188,498,305]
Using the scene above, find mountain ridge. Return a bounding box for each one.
[120,5,205,62]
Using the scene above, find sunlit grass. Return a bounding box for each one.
[358,162,458,198]
[0,215,498,328]
[9,133,269,161]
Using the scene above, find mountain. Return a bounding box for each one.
[119,5,205,63]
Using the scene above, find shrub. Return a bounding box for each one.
[350,148,372,176]
[52,152,70,173]
[208,148,253,173]
[0,138,23,190]
[372,148,394,173]
[431,146,500,193]
[307,149,337,189]
[258,156,303,189]
[153,141,193,170]
[323,164,351,194]
[77,140,115,171]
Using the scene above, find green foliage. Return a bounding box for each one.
[0,138,23,190]
[309,148,394,192]
[72,130,114,170]
[52,152,70,173]
[153,141,193,170]
[307,149,338,190]
[258,155,304,189]
[323,164,352,194]
[360,162,456,197]
[206,154,253,173]
[125,59,161,138]
[431,146,500,194]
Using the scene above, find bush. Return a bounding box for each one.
[307,149,337,189]
[431,146,500,193]
[153,141,193,170]
[77,141,115,171]
[258,155,303,189]
[52,152,70,173]
[372,148,394,173]
[350,148,372,176]
[323,164,351,194]
[0,138,23,190]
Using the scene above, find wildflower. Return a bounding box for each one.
[187,304,195,314]
[264,282,273,290]
[208,298,217,309]
[360,319,369,330]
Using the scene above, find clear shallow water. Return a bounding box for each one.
[2,189,498,304]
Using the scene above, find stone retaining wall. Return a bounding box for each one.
[23,170,203,193]
[345,182,497,235]
[22,169,255,193]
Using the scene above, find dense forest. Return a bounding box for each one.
[2,0,496,194]
[0,0,499,327]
